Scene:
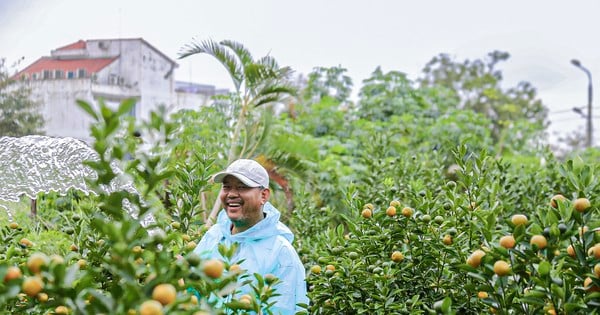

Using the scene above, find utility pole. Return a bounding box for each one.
[571,59,594,148]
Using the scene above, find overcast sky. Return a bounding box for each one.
[1,0,599,145]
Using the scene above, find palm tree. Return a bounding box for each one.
[179,39,297,223]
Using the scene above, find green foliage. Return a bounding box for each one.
[0,58,45,136]
[0,99,284,314]
[295,144,600,314]
[418,51,548,150]
[166,149,215,231]
[179,39,296,162]
[2,40,598,314]
[357,67,427,121]
[295,96,350,138]
[302,66,353,104]
[178,39,300,223]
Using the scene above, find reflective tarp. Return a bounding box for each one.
[0,135,154,226]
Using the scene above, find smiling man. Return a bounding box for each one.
[193,159,308,314]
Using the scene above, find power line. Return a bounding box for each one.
[550,108,577,114]
[551,118,583,123]
[549,106,600,115]
[551,116,600,123]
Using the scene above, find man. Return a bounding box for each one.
[193,159,308,314]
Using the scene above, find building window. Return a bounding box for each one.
[67,71,75,79]
[32,73,39,80]
[43,70,52,79]
[55,70,64,79]
[77,68,86,78]
[109,74,118,85]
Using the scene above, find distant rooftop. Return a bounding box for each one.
[15,38,178,80]
[175,81,229,95]
[54,40,87,51]
[16,56,117,79]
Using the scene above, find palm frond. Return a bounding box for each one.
[252,91,294,108]
[256,55,280,69]
[252,95,281,108]
[220,40,254,67]
[178,39,243,91]
[258,83,298,97]
[246,65,294,91]
[246,78,296,107]
[269,152,308,176]
[248,65,284,90]
[266,137,318,176]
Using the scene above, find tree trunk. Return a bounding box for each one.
[30,198,37,217]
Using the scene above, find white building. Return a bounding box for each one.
[174,81,229,111]
[15,38,222,142]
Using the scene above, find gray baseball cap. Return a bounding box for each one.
[212,159,269,188]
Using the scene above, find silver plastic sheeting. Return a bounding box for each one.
[0,135,155,227]
[0,135,97,202]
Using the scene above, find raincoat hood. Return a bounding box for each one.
[215,201,294,243]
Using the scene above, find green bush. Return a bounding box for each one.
[1,91,598,314]
[295,146,600,314]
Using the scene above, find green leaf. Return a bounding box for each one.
[546,210,559,225]
[76,99,99,120]
[564,302,588,313]
[513,224,526,239]
[85,288,114,312]
[441,296,452,313]
[517,296,545,306]
[116,98,136,117]
[63,263,80,287]
[529,223,543,235]
[485,212,496,240]
[537,261,551,277]
[550,283,565,300]
[466,271,487,282]
[524,289,547,298]
[100,101,113,121]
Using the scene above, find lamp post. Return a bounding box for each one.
[571,59,593,148]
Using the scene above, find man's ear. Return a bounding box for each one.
[261,188,271,203]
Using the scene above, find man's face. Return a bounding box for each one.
[219,175,269,229]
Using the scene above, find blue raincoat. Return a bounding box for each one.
[193,202,308,314]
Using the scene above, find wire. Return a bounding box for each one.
[550,116,600,123]
[550,108,578,114]
[549,106,600,115]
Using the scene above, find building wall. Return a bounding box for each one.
[78,39,176,120]
[26,79,96,142]
[174,91,212,112]
[138,42,176,120]
[19,38,222,143]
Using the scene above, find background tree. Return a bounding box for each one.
[418,51,548,149]
[302,66,353,105]
[0,58,45,136]
[179,39,296,162]
[178,40,297,222]
[356,67,420,121]
[356,66,458,121]
[296,66,354,138]
[552,129,587,159]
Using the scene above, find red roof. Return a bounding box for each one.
[18,57,117,76]
[55,40,86,51]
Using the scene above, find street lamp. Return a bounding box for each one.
[571,59,594,148]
